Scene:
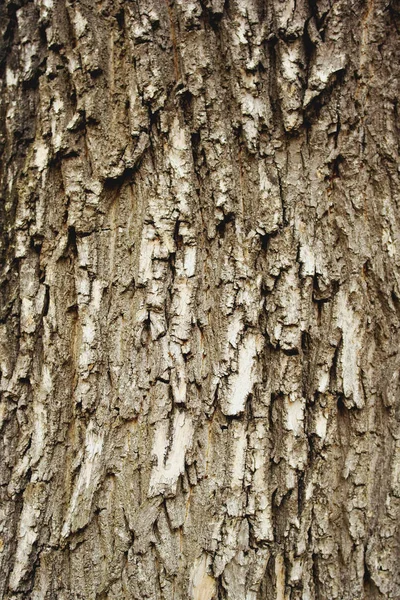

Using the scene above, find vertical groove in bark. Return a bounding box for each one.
[0,0,399,598]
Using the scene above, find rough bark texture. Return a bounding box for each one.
[1,0,400,598]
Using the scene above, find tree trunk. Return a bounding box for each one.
[1,0,399,598]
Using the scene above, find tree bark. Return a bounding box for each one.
[1,0,400,598]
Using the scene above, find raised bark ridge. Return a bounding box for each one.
[0,0,399,598]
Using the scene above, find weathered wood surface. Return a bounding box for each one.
[0,0,399,598]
